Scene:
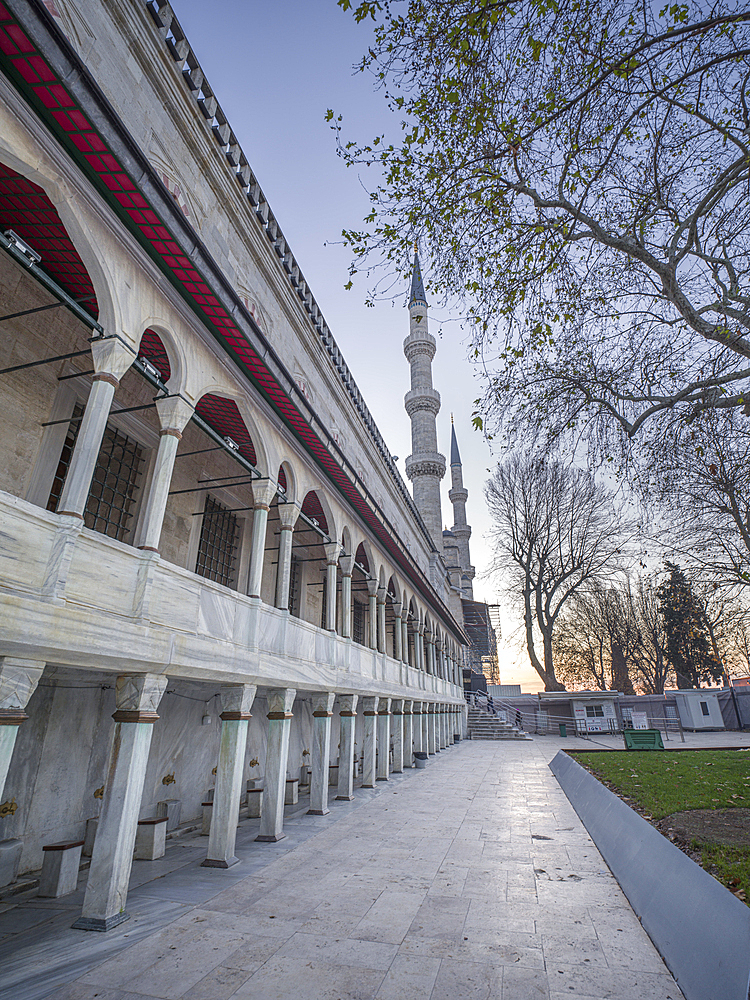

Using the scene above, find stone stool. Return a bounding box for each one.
[82,818,98,858]
[201,801,213,836]
[38,840,84,897]
[134,817,168,860]
[156,799,181,831]
[247,788,263,818]
[285,777,299,805]
[0,839,23,888]
[328,764,339,786]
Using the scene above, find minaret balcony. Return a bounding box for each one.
[403,332,437,362]
[405,452,446,479]
[404,387,441,417]
[448,487,468,505]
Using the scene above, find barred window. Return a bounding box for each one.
[289,556,301,617]
[352,599,365,646]
[320,573,328,629]
[48,408,144,543]
[195,494,239,588]
[85,424,144,540]
[47,402,83,512]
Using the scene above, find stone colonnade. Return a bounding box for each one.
[0,666,461,932]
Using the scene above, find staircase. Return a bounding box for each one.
[467,706,529,740]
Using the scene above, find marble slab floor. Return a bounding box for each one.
[0,741,686,1000]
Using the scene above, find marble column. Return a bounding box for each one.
[323,543,339,633]
[376,697,391,781]
[390,700,404,773]
[247,481,278,598]
[137,397,193,552]
[202,684,256,868]
[393,606,403,661]
[376,589,387,654]
[422,703,431,755]
[418,624,426,672]
[57,340,134,518]
[340,555,353,638]
[361,696,379,788]
[367,581,378,650]
[425,633,435,675]
[429,706,438,754]
[74,673,167,931]
[0,658,44,797]
[439,707,447,749]
[401,617,409,665]
[256,688,296,842]
[402,700,414,767]
[336,694,358,800]
[309,691,335,815]
[275,502,300,609]
[412,701,423,753]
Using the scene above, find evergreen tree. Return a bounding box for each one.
[657,565,723,689]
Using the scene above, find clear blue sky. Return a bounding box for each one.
[170,1,530,683]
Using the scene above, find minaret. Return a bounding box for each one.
[404,252,445,551]
[449,419,475,598]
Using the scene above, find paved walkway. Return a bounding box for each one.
[1,740,687,1000]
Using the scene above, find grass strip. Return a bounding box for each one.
[571,750,750,906]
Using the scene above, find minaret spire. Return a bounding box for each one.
[404,252,445,553]
[448,421,475,598]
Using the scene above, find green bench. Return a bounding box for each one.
[623,729,664,750]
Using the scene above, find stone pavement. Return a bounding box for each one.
[1,740,687,1000]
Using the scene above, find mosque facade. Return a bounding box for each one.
[0,0,478,927]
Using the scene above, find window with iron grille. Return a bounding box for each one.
[320,573,328,629]
[352,599,365,646]
[195,493,239,588]
[47,402,83,512]
[85,424,144,540]
[48,407,144,543]
[289,556,301,617]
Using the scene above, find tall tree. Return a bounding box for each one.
[656,563,724,688]
[336,0,750,457]
[485,455,629,690]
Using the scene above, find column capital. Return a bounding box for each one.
[338,693,358,716]
[115,673,167,715]
[267,688,296,717]
[0,657,45,710]
[312,691,336,716]
[91,336,136,380]
[155,395,194,433]
[412,701,423,713]
[402,700,413,714]
[323,542,340,566]
[361,695,380,716]
[391,699,404,714]
[366,579,379,597]
[219,684,257,717]
[339,554,354,576]
[252,479,278,509]
[278,502,301,530]
[378,698,392,715]
[376,586,387,605]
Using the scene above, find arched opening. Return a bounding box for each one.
[137,329,172,383]
[407,598,419,668]
[286,490,333,626]
[385,575,400,659]
[350,541,372,647]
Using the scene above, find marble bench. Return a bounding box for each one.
[134,817,168,860]
[201,801,212,836]
[247,787,263,818]
[328,764,339,786]
[38,839,84,897]
[285,778,299,805]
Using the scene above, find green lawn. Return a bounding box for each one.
[571,750,750,819]
[571,750,750,904]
